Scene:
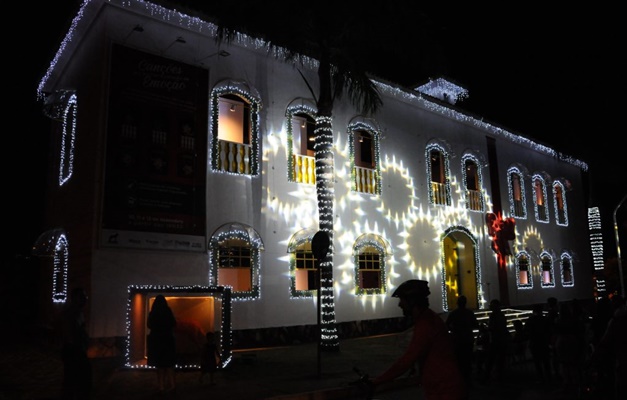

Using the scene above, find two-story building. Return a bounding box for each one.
[34,0,593,367]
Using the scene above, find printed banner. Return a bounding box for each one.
[102,44,208,251]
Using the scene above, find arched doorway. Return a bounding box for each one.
[442,228,480,310]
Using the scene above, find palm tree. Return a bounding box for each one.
[193,2,384,351]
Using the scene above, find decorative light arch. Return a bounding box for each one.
[353,233,392,296]
[208,222,264,300]
[32,228,69,303]
[347,117,382,195]
[210,79,262,175]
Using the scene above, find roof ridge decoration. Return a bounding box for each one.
[37,0,588,172]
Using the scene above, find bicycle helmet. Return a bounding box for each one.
[392,279,430,299]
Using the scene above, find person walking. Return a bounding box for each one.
[147,294,177,392]
[446,295,478,386]
[60,287,92,400]
[371,280,468,400]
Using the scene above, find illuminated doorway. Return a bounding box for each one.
[126,286,231,369]
[442,228,479,310]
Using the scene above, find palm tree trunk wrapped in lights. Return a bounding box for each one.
[212,6,383,351]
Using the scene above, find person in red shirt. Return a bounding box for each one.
[371,280,468,400]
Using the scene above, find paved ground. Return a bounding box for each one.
[1,329,602,400]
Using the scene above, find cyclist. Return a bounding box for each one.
[371,279,468,400]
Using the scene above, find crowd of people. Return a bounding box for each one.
[369,284,626,400]
[445,294,626,399]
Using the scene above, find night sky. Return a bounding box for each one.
[9,1,625,261]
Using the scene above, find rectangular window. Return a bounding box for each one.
[217,242,252,292]
[218,98,249,144]
[295,249,317,291]
[358,250,381,290]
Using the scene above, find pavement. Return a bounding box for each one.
[1,328,601,400]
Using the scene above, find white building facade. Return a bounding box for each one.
[35,0,593,362]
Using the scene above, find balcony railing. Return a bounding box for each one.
[217,139,251,175]
[466,189,484,211]
[293,154,315,184]
[431,181,448,205]
[354,166,378,194]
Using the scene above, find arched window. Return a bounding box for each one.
[553,180,569,226]
[353,234,391,295]
[32,228,69,303]
[507,167,527,219]
[286,102,317,184]
[560,252,574,287]
[532,173,549,223]
[462,154,484,211]
[210,81,261,175]
[209,223,263,300]
[348,120,381,195]
[426,143,451,206]
[540,251,555,288]
[287,229,318,298]
[515,251,533,289]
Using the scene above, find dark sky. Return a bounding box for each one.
[10,1,625,259]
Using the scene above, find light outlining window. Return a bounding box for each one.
[286,103,317,184]
[515,251,533,289]
[287,228,319,298]
[59,93,77,186]
[348,121,382,195]
[532,173,549,223]
[210,82,261,176]
[51,235,70,303]
[208,223,264,301]
[426,143,451,206]
[31,228,69,303]
[353,234,390,295]
[539,251,555,288]
[553,180,569,226]
[461,153,484,212]
[507,166,527,219]
[560,252,575,287]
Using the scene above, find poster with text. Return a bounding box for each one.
[102,44,208,252]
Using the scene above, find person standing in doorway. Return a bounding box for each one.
[446,295,478,386]
[371,280,468,400]
[60,287,92,400]
[147,295,177,392]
